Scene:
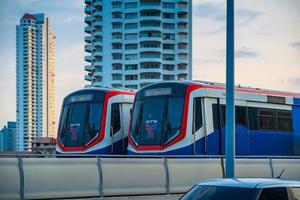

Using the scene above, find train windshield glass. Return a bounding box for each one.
[58,102,103,147]
[131,97,184,145]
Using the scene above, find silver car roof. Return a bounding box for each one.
[196,178,300,189]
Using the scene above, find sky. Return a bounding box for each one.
[0,0,299,129]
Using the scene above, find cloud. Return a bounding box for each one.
[194,2,262,26]
[290,42,300,51]
[194,2,225,21]
[236,47,259,58]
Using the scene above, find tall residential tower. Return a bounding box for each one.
[84,0,192,89]
[16,13,55,151]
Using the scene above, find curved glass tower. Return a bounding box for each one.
[84,0,192,89]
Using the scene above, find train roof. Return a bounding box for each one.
[62,87,135,105]
[141,80,300,99]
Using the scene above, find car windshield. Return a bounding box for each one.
[58,102,103,147]
[130,96,184,146]
[180,185,258,200]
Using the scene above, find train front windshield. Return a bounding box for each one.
[131,96,184,146]
[58,101,103,147]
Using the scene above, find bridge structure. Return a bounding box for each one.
[0,154,299,200]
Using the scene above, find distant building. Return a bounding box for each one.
[16,13,56,151]
[0,122,17,151]
[84,0,192,89]
[31,137,57,155]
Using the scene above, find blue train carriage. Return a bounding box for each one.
[57,87,135,154]
[128,81,300,155]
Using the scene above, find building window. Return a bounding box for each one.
[140,72,161,79]
[178,12,188,18]
[163,2,175,8]
[140,63,160,69]
[112,64,122,70]
[125,33,138,40]
[177,64,187,70]
[112,43,122,49]
[112,2,122,8]
[163,64,174,71]
[178,53,188,59]
[140,41,161,48]
[112,84,122,88]
[125,74,138,80]
[112,32,122,39]
[125,12,138,19]
[140,31,161,38]
[125,85,138,89]
[177,22,187,29]
[125,2,138,9]
[163,43,175,50]
[125,44,138,50]
[125,54,138,60]
[140,20,161,27]
[163,13,175,19]
[163,33,175,40]
[178,43,188,49]
[163,23,175,29]
[140,52,161,58]
[177,2,188,9]
[178,32,188,39]
[112,22,122,29]
[125,23,138,30]
[112,12,122,19]
[125,64,138,70]
[140,10,160,17]
[163,54,175,61]
[163,75,175,80]
[112,53,122,60]
[112,73,122,80]
[177,74,187,80]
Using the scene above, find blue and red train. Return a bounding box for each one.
[57,81,300,156]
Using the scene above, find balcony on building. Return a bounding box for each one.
[85,15,93,25]
[85,44,93,53]
[140,72,161,81]
[93,10,102,18]
[94,1,102,9]
[84,25,94,34]
[84,35,92,43]
[140,0,161,10]
[85,6,94,15]
[84,55,92,62]
[85,0,93,6]
[84,65,93,72]
[139,10,161,21]
[84,74,92,81]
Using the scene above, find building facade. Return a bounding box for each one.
[84,0,192,89]
[16,13,55,151]
[0,122,17,151]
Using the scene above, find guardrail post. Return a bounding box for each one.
[163,157,170,194]
[17,156,24,200]
[269,158,274,178]
[97,157,104,198]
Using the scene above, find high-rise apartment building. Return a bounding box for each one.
[0,122,16,151]
[16,13,55,151]
[84,0,192,89]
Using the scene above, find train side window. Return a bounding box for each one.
[212,104,225,130]
[194,98,203,131]
[248,107,258,130]
[236,106,247,127]
[111,103,121,135]
[277,110,293,131]
[258,108,276,130]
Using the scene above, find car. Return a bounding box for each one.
[179,178,300,200]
